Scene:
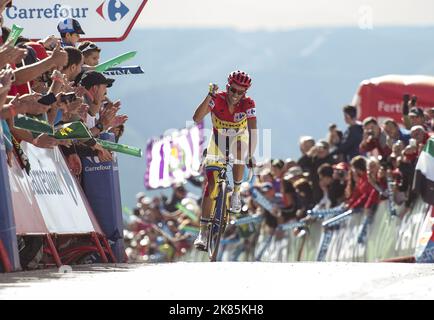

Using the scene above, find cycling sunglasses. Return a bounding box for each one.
[229,86,246,95]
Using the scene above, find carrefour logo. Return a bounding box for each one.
[6,4,90,19]
[5,2,129,22]
[96,0,129,21]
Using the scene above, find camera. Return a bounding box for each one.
[410,95,417,107]
[37,92,57,106]
[60,92,77,103]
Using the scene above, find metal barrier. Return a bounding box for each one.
[176,197,432,263]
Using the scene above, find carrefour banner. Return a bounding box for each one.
[81,133,124,261]
[21,143,95,233]
[145,122,204,189]
[4,0,148,42]
[8,153,48,235]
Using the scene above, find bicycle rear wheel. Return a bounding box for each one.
[207,182,228,262]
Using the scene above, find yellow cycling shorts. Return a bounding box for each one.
[204,129,249,168]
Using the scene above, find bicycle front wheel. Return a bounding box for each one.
[208,182,228,262]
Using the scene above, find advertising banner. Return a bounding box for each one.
[4,0,148,42]
[8,154,48,235]
[415,207,434,263]
[145,122,204,189]
[0,125,20,270]
[22,143,95,233]
[352,75,434,124]
[81,133,124,261]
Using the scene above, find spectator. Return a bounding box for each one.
[345,156,379,211]
[135,191,146,205]
[57,18,85,48]
[306,139,335,203]
[390,140,405,171]
[261,181,284,211]
[366,156,386,197]
[410,125,430,153]
[79,71,121,136]
[78,41,101,67]
[258,167,273,184]
[425,107,434,131]
[382,119,410,147]
[110,123,124,143]
[327,123,343,162]
[398,144,418,215]
[283,166,304,185]
[359,117,392,160]
[163,182,188,212]
[257,182,280,229]
[280,178,298,221]
[297,136,315,172]
[330,105,363,162]
[293,178,315,219]
[62,47,84,83]
[283,157,296,172]
[329,162,348,207]
[271,158,284,192]
[408,107,428,130]
[313,163,334,210]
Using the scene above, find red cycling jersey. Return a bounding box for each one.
[208,92,256,134]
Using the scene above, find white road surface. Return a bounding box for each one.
[0,262,433,300]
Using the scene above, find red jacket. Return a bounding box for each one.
[347,172,379,209]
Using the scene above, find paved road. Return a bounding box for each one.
[0,262,433,300]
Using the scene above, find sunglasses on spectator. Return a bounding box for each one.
[81,43,99,53]
[229,86,246,95]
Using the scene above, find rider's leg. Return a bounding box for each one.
[195,168,218,250]
[231,140,247,212]
[199,133,219,231]
[200,169,217,230]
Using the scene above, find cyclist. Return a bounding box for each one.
[192,70,257,251]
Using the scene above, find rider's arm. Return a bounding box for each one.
[248,118,257,157]
[192,95,212,123]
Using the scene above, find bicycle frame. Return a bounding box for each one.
[207,162,232,261]
[203,135,254,261]
[205,136,232,262]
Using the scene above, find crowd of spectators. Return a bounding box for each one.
[1,1,428,264]
[0,1,129,268]
[125,98,434,262]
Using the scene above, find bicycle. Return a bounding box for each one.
[202,136,253,262]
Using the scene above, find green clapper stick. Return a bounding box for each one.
[94,51,137,72]
[96,138,142,157]
[6,24,24,46]
[53,121,92,140]
[13,115,54,135]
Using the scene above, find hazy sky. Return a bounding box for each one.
[137,0,434,30]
